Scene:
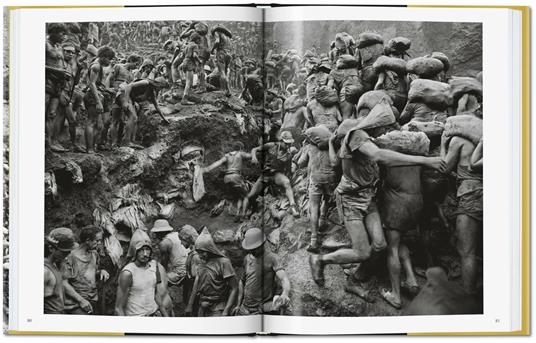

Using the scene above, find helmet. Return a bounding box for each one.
[241,228,265,250]
[47,227,78,252]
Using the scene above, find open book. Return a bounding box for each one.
[4,4,530,336]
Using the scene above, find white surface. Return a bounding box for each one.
[1,0,533,341]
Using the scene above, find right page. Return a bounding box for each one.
[262,5,523,335]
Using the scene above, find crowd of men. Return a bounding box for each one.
[45,22,483,316]
[45,21,261,153]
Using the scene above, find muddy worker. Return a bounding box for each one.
[328,55,362,120]
[150,219,188,286]
[280,84,307,146]
[83,46,116,154]
[377,139,424,309]
[211,24,233,96]
[187,229,237,317]
[243,131,300,219]
[50,41,84,153]
[121,76,169,149]
[305,86,342,132]
[62,226,109,315]
[305,58,331,101]
[45,23,69,151]
[179,225,201,315]
[265,88,284,141]
[309,109,446,292]
[107,54,141,148]
[298,126,339,252]
[199,141,253,222]
[441,121,483,295]
[115,239,170,317]
[180,32,202,105]
[44,228,78,314]
[233,228,290,315]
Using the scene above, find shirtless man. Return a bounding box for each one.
[305,86,342,132]
[441,119,483,295]
[243,132,300,218]
[180,33,202,105]
[107,55,141,147]
[122,77,169,148]
[45,23,68,151]
[309,120,445,294]
[378,144,425,309]
[200,141,253,221]
[211,25,232,96]
[83,46,115,154]
[44,228,78,314]
[328,55,361,120]
[265,89,284,142]
[51,42,83,152]
[281,85,307,145]
[305,59,331,101]
[298,130,338,252]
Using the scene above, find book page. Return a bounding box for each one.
[9,5,265,334]
[261,5,520,334]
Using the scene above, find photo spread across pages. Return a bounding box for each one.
[5,4,528,336]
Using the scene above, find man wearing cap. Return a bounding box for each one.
[62,226,109,315]
[233,228,290,315]
[121,76,169,149]
[133,59,155,80]
[150,219,188,286]
[243,132,300,219]
[187,228,237,316]
[44,228,78,314]
[83,45,115,154]
[115,239,170,317]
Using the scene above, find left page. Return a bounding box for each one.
[8,5,264,335]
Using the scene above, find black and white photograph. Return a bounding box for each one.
[41,17,484,319]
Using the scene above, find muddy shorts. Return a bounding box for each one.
[335,187,375,222]
[455,188,483,222]
[224,172,248,198]
[180,58,197,72]
[309,181,336,198]
[379,189,423,232]
[216,49,231,70]
[83,90,111,112]
[198,300,226,317]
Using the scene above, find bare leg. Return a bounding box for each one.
[399,243,418,288]
[307,193,322,251]
[181,70,194,105]
[84,105,98,153]
[274,173,298,216]
[456,214,481,294]
[385,229,402,302]
[320,219,372,265]
[241,178,264,217]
